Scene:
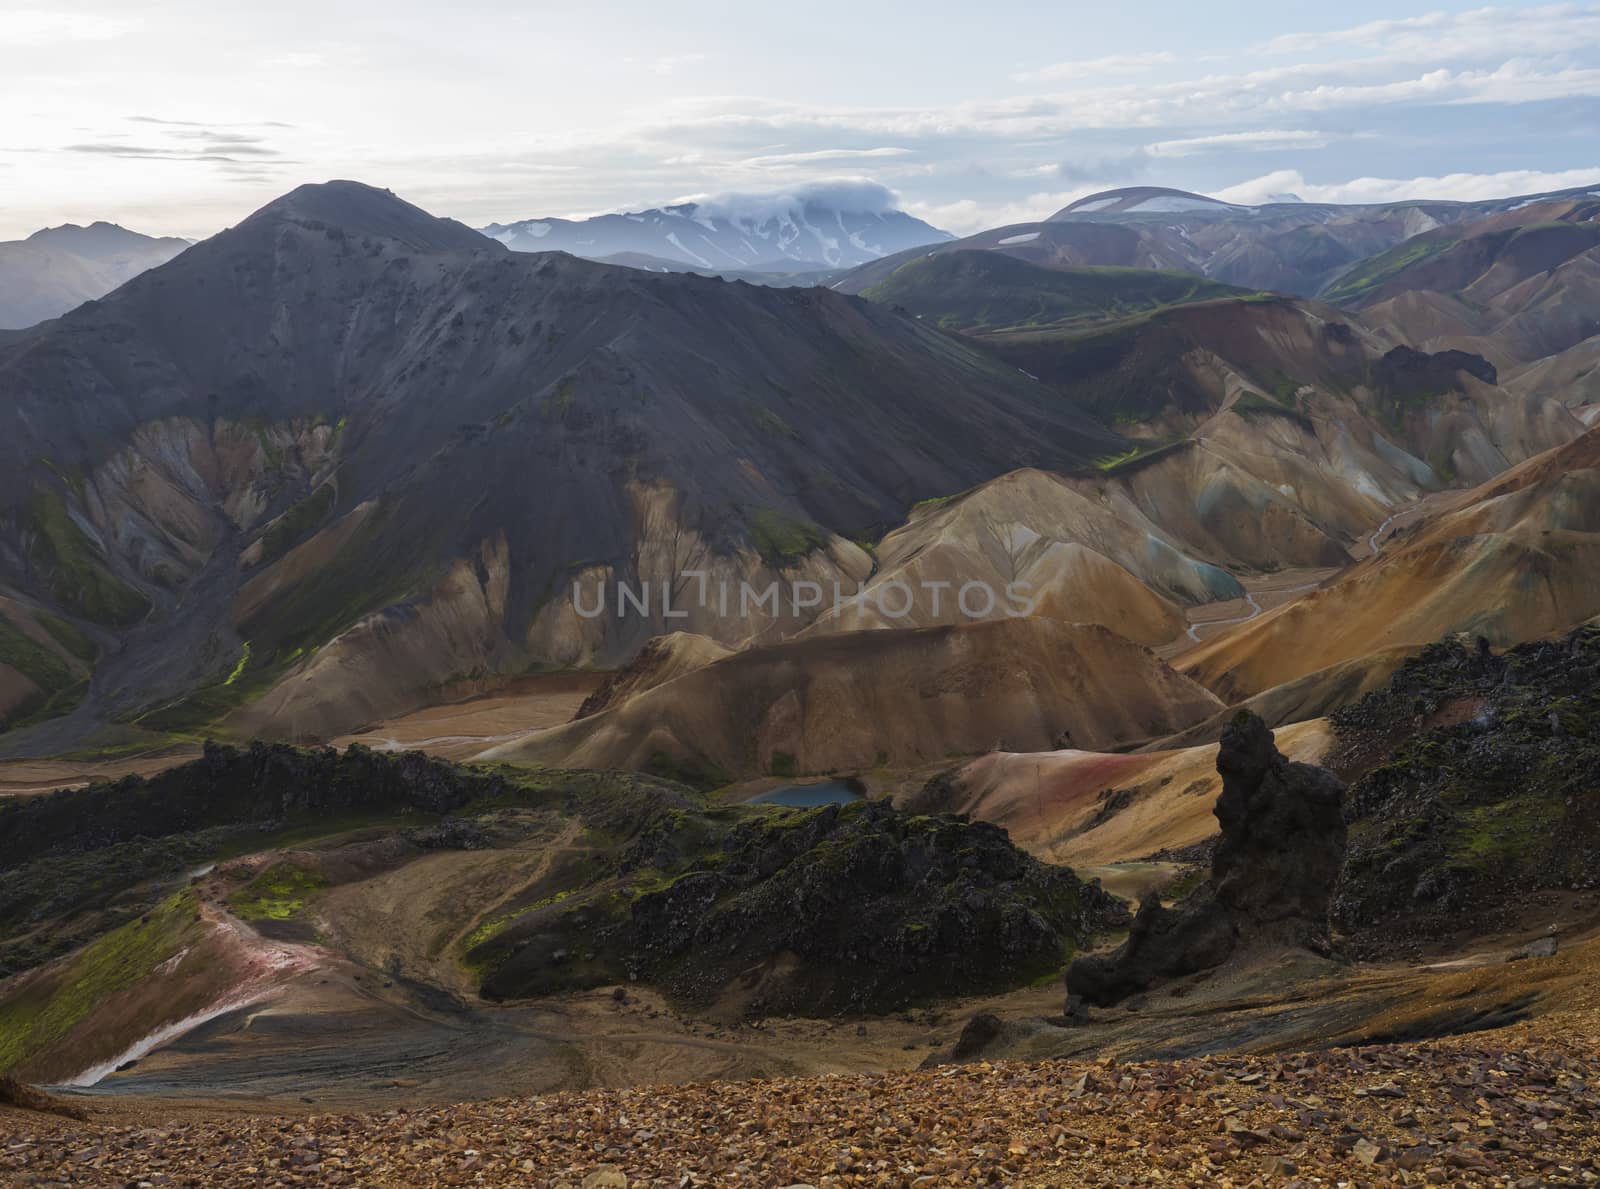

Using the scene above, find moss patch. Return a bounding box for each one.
[25,490,149,627]
[745,507,827,567]
[0,622,74,695]
[228,862,327,921]
[1322,236,1454,305]
[35,613,96,663]
[0,889,198,1071]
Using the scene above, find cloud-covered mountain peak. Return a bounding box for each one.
[481,179,952,271]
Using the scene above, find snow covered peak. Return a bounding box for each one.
[1052,187,1243,218]
[480,181,951,271]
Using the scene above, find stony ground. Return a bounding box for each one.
[3,1017,1598,1188]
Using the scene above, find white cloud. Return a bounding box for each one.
[670,178,905,221]
[623,53,1600,154]
[5,1,1600,241]
[268,52,328,69]
[906,189,1095,236]
[1016,51,1178,83]
[1266,4,1600,62]
[1276,61,1600,112]
[738,147,914,169]
[1144,129,1335,157]
[1266,11,1454,54]
[0,8,136,44]
[651,52,709,76]
[1215,166,1600,206]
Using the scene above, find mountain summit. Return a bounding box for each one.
[239,180,498,253]
[480,180,952,270]
[1053,187,1241,217]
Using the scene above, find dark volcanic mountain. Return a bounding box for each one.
[0,181,1121,746]
[0,222,190,330]
[480,183,951,271]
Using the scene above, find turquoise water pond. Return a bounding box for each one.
[748,780,865,807]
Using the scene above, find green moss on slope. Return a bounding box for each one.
[229,862,327,921]
[745,507,827,566]
[0,889,199,1072]
[1321,236,1454,305]
[0,619,90,729]
[0,622,74,695]
[25,490,149,627]
[34,612,96,663]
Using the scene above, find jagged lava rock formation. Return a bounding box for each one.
[1067,711,1347,1006]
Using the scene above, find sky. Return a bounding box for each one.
[2,0,1599,240]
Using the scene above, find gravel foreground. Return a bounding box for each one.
[3,1034,1598,1187]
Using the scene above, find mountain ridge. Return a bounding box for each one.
[836,182,1600,301]
[0,222,190,330]
[0,180,1122,749]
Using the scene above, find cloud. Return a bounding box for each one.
[130,116,297,130]
[738,147,914,169]
[1275,61,1600,112]
[1016,51,1179,83]
[623,52,711,76]
[63,140,283,162]
[205,143,281,157]
[1144,129,1337,157]
[1265,4,1600,62]
[672,178,905,221]
[64,143,172,156]
[10,2,1599,242]
[623,59,1600,156]
[54,119,295,179]
[1214,166,1600,205]
[169,130,266,145]
[1021,152,1149,185]
[906,190,1094,236]
[0,9,136,44]
[1266,11,1454,54]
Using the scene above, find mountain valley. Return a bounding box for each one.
[4,172,1600,1185]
